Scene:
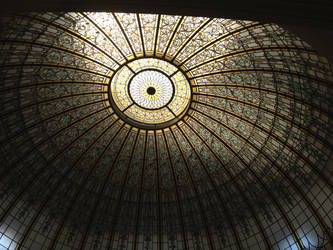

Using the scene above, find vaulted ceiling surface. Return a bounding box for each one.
[0,12,333,250]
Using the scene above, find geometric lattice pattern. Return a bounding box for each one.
[0,12,333,250]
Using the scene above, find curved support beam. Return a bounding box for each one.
[190,110,333,247]
[188,113,306,249]
[169,128,216,250]
[15,118,122,249]
[0,107,110,183]
[181,120,273,249]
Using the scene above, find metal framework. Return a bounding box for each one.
[0,11,332,250]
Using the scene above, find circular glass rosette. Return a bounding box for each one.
[129,70,174,110]
[109,58,191,128]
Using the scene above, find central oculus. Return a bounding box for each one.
[129,70,174,110]
[147,87,156,95]
[109,58,191,128]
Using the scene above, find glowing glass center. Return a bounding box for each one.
[109,58,191,127]
[129,70,173,109]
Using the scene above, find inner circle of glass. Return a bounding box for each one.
[109,58,191,127]
[129,70,174,110]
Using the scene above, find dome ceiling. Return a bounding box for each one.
[0,12,333,250]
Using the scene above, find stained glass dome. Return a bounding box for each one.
[0,12,333,250]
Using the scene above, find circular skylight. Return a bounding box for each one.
[129,70,173,109]
[109,58,191,127]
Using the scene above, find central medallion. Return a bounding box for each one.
[109,58,192,129]
[129,70,174,110]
